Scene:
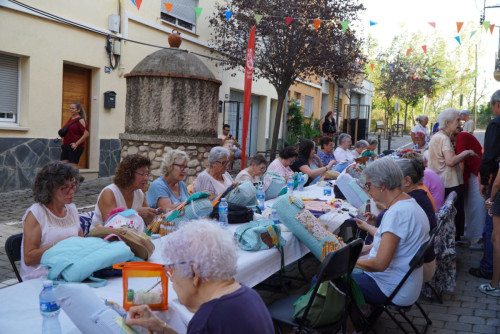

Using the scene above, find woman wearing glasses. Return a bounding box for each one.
[20,161,83,280]
[126,220,274,334]
[193,147,234,198]
[235,154,267,185]
[91,154,156,229]
[146,150,190,212]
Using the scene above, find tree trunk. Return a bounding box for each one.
[404,103,409,134]
[270,91,287,161]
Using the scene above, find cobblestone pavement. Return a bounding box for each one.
[2,132,499,333]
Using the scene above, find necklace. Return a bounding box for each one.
[387,191,404,208]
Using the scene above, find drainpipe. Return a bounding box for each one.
[119,0,126,76]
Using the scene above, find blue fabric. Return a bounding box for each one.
[334,162,350,173]
[317,150,336,166]
[146,177,188,209]
[352,272,387,304]
[432,122,440,134]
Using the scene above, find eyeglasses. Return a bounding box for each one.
[364,182,372,191]
[135,171,150,177]
[173,164,188,170]
[215,161,230,166]
[259,166,267,172]
[59,183,79,194]
[163,261,194,278]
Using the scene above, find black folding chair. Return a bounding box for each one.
[5,233,23,282]
[268,239,363,334]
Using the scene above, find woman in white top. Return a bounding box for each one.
[235,154,268,186]
[267,146,298,180]
[193,147,234,198]
[334,133,355,163]
[411,115,430,144]
[21,161,83,280]
[91,155,157,228]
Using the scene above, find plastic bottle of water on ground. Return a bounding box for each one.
[323,182,332,197]
[257,186,265,212]
[270,209,279,224]
[287,176,294,196]
[218,198,228,229]
[40,280,62,334]
[297,172,304,191]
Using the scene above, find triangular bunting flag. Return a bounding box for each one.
[456,22,464,33]
[225,11,233,21]
[389,65,393,71]
[428,22,436,28]
[164,3,173,13]
[131,0,136,7]
[490,24,495,34]
[313,19,322,31]
[135,0,142,10]
[369,21,378,26]
[254,14,263,24]
[405,74,409,78]
[483,21,490,31]
[438,69,442,74]
[370,63,374,71]
[470,30,477,38]
[406,48,412,56]
[341,21,350,33]
[422,45,427,54]
[194,7,203,18]
[428,69,432,74]
[285,17,293,25]
[454,36,461,45]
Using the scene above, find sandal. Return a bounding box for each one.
[469,267,493,280]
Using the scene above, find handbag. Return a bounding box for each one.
[210,202,254,224]
[226,181,258,206]
[87,226,155,261]
[235,220,286,251]
[165,192,213,227]
[58,117,82,137]
[264,171,286,200]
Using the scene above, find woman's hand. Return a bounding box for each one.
[70,143,77,151]
[465,149,479,158]
[136,207,157,224]
[326,160,335,170]
[361,212,376,225]
[126,305,177,334]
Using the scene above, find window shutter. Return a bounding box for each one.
[161,0,197,25]
[0,54,19,116]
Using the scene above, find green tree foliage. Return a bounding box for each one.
[286,100,321,144]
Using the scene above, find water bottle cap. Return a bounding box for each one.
[43,280,53,287]
[221,198,226,203]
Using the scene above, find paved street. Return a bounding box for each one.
[1,131,499,333]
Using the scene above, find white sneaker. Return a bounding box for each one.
[479,283,500,297]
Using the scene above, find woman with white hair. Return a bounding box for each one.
[334,133,355,163]
[351,140,369,159]
[146,150,190,211]
[126,220,274,333]
[193,146,234,197]
[428,108,477,239]
[411,115,430,144]
[353,158,430,306]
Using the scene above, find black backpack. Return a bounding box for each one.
[210,202,254,224]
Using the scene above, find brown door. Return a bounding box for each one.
[62,64,91,169]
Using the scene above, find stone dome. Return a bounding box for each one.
[129,48,217,81]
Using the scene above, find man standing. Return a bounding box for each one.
[218,124,242,170]
[470,90,500,297]
[460,110,475,134]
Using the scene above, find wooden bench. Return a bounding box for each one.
[375,121,386,135]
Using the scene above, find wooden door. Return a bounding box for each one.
[62,64,91,169]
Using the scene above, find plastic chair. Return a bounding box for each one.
[5,233,23,282]
[267,239,363,333]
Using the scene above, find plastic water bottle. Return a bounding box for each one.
[218,198,228,228]
[287,176,294,196]
[40,280,62,334]
[297,172,304,191]
[323,182,332,197]
[270,209,279,224]
[257,186,265,212]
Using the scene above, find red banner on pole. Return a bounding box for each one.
[240,25,256,170]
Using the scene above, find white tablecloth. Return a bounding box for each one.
[0,225,308,334]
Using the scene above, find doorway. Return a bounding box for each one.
[61,64,91,169]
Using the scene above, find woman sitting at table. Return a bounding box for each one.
[126,219,274,334]
[353,158,429,306]
[334,133,355,163]
[267,146,298,180]
[351,140,369,159]
[317,136,336,166]
[21,161,83,280]
[291,140,335,187]
[91,154,157,229]
[193,146,234,198]
[146,150,189,212]
[361,138,378,157]
[235,154,268,185]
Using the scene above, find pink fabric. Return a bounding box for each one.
[424,168,445,210]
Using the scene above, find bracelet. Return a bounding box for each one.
[367,226,375,234]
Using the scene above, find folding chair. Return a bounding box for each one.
[268,239,363,334]
[5,233,23,282]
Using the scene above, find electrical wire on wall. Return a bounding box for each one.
[105,35,118,69]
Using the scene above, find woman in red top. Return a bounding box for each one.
[60,102,89,168]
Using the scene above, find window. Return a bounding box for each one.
[304,96,314,118]
[161,0,197,33]
[0,53,19,123]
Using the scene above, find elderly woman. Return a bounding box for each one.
[334,133,354,163]
[361,138,378,157]
[291,140,335,187]
[353,158,429,306]
[412,131,428,152]
[351,140,369,159]
[21,161,83,280]
[267,146,298,180]
[235,154,267,184]
[126,220,274,333]
[411,115,430,144]
[193,146,234,197]
[317,136,336,166]
[91,154,157,229]
[428,108,477,238]
[146,150,190,212]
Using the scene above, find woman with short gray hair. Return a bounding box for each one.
[193,146,234,197]
[146,150,190,211]
[351,140,369,159]
[411,114,430,144]
[334,133,354,162]
[126,220,274,333]
[353,157,430,306]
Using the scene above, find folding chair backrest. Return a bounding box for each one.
[348,238,363,274]
[317,244,351,284]
[5,233,23,282]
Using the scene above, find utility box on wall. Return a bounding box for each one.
[104,91,116,109]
